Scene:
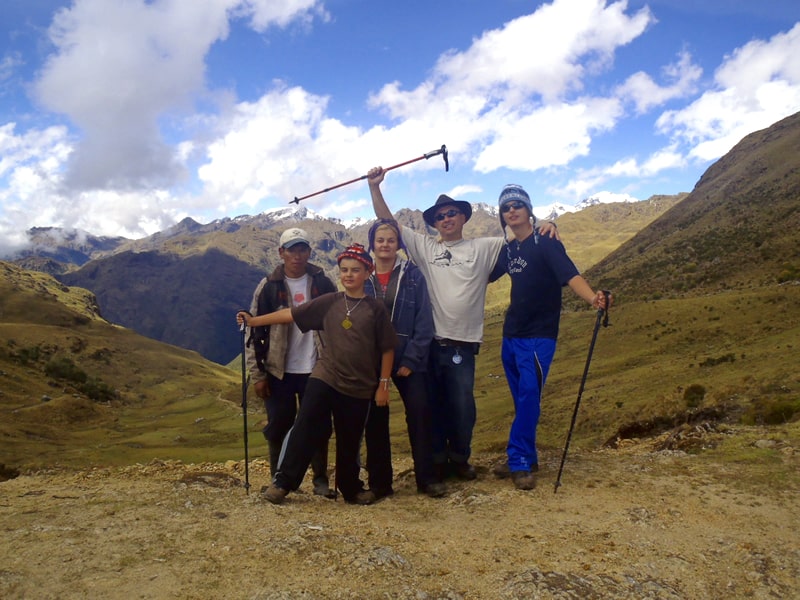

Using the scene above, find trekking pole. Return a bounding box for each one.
[554,291,611,493]
[290,144,448,204]
[239,320,251,494]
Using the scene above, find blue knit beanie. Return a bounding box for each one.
[498,184,535,229]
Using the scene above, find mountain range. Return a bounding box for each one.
[5,185,673,364]
[1,111,798,472]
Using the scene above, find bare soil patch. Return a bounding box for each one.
[1,430,798,599]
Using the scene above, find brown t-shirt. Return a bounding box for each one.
[292,292,397,399]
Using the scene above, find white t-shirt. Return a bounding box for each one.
[284,274,316,373]
[402,229,504,343]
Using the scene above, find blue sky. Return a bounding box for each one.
[1,0,799,254]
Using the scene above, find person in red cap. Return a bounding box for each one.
[366,167,558,484]
[237,243,396,505]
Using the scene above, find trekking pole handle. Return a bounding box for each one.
[237,309,252,332]
[601,290,612,327]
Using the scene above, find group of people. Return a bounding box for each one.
[236,167,610,505]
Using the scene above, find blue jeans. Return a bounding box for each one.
[501,337,556,471]
[428,341,477,466]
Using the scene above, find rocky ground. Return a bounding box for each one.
[1,428,798,600]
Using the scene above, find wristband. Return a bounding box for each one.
[379,378,390,390]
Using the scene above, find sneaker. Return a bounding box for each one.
[418,482,447,498]
[261,484,289,504]
[511,470,536,491]
[349,490,377,505]
[452,462,477,481]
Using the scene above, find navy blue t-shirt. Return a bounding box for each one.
[489,232,580,339]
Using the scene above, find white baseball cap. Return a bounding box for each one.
[279,227,310,249]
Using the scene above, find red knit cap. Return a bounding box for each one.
[337,243,374,271]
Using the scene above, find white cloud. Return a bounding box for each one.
[448,184,483,199]
[474,98,622,172]
[1,0,798,250]
[0,51,23,85]
[196,85,365,211]
[237,0,329,30]
[617,50,702,113]
[317,197,367,219]
[368,0,654,173]
[30,0,328,192]
[657,23,800,161]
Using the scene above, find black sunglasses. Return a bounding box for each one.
[500,200,527,213]
[434,208,461,221]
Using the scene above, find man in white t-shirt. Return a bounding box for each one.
[245,227,337,496]
[366,167,557,482]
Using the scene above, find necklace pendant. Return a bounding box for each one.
[342,317,352,329]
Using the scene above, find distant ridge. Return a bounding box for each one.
[586,111,800,300]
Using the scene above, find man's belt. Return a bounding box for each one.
[435,338,469,346]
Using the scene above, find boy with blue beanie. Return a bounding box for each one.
[490,184,610,490]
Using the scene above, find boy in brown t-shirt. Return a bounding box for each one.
[237,243,396,505]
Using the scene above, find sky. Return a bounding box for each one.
[1,0,799,255]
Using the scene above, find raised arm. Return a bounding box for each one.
[366,166,396,221]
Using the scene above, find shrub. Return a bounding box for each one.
[699,353,736,367]
[80,378,116,402]
[684,384,706,408]
[44,357,87,384]
[742,397,800,425]
[14,346,41,366]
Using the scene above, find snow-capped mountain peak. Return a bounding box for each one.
[576,191,639,210]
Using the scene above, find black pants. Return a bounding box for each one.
[275,378,370,501]
[365,370,438,490]
[264,373,330,482]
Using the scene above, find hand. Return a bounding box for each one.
[375,387,390,407]
[254,379,270,399]
[537,221,560,241]
[592,291,612,310]
[367,166,385,187]
[236,311,249,326]
[396,367,411,377]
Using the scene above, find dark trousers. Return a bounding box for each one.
[263,373,330,482]
[275,378,370,501]
[428,341,477,466]
[365,371,438,490]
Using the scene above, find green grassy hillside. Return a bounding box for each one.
[0,261,248,469]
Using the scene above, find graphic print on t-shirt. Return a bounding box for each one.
[432,248,453,266]
[294,291,306,304]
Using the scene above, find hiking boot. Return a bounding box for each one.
[312,477,333,498]
[493,461,539,479]
[418,482,447,498]
[261,484,289,504]
[452,462,477,481]
[492,461,511,479]
[370,487,394,501]
[511,470,536,491]
[348,490,377,505]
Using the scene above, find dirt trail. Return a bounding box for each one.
[1,435,798,599]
